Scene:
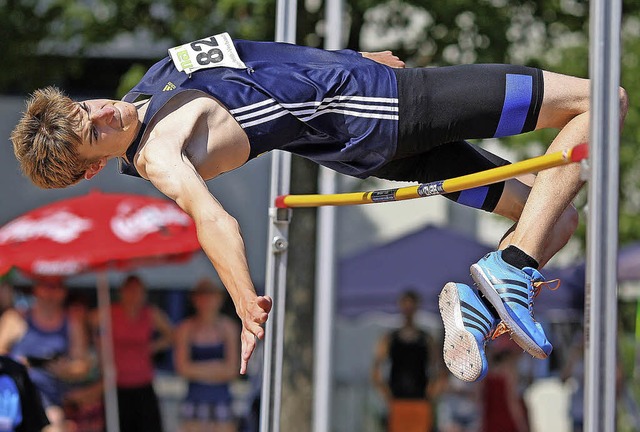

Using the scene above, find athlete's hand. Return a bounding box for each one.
[240,295,273,375]
[361,51,405,68]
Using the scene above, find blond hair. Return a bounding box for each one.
[11,87,94,189]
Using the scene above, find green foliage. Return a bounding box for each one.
[1,0,276,93]
[116,63,147,99]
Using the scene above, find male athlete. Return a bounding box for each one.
[11,34,628,382]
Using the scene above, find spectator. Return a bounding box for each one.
[560,334,584,432]
[372,290,438,432]
[435,373,480,432]
[0,279,89,431]
[0,355,50,432]
[111,275,173,432]
[480,340,529,432]
[174,278,240,432]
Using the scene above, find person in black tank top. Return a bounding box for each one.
[388,326,429,399]
[372,290,437,432]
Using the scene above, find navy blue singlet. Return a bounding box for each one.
[185,342,231,403]
[121,39,399,179]
[10,314,69,407]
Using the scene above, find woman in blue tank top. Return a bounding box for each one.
[0,280,89,432]
[174,278,240,432]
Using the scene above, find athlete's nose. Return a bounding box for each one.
[90,105,116,123]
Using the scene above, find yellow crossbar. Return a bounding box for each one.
[275,143,588,208]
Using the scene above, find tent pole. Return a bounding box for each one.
[97,272,120,432]
[260,1,296,430]
[584,1,622,431]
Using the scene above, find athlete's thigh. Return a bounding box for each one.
[536,70,590,130]
[373,141,510,212]
[396,64,544,149]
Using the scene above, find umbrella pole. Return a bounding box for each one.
[97,272,120,432]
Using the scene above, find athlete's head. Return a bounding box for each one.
[11,87,139,189]
[12,87,89,189]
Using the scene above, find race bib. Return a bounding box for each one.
[168,32,247,75]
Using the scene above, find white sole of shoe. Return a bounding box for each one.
[439,282,484,382]
[470,264,547,359]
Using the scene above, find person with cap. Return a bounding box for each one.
[174,278,240,432]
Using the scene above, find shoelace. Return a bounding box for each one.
[490,322,509,340]
[529,278,561,318]
[489,279,561,341]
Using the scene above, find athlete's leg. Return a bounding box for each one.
[492,175,579,268]
[471,71,627,358]
[506,70,627,262]
[374,141,512,213]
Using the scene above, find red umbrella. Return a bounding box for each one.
[0,190,201,277]
[0,190,202,432]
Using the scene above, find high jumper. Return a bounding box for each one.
[11,32,628,381]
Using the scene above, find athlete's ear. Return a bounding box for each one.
[84,158,108,180]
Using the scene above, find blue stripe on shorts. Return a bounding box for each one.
[457,186,489,209]
[494,74,533,137]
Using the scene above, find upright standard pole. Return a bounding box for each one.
[584,1,622,431]
[312,3,342,432]
[260,1,296,431]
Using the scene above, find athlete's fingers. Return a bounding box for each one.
[246,319,265,340]
[360,51,405,68]
[240,327,257,375]
[249,296,271,325]
[257,295,273,313]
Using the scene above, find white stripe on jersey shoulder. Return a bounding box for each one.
[240,110,290,128]
[229,98,277,114]
[234,104,283,122]
[302,109,399,122]
[281,95,398,110]
[232,95,399,128]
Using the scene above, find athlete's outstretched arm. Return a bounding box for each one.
[141,143,272,375]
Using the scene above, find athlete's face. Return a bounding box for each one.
[75,99,139,163]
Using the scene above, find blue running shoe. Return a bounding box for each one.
[470,251,554,359]
[439,282,500,382]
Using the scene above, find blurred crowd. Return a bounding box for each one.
[1,277,639,432]
[0,275,250,432]
[369,289,640,432]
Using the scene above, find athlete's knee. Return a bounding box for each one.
[537,71,591,129]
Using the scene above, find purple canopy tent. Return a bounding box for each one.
[337,224,585,317]
[540,240,640,302]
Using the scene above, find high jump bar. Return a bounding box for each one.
[276,143,588,208]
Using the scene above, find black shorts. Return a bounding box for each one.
[373,64,544,212]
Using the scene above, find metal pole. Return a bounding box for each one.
[312,167,337,432]
[260,1,296,431]
[312,5,343,432]
[97,272,120,432]
[584,1,622,431]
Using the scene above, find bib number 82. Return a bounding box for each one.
[191,37,224,66]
